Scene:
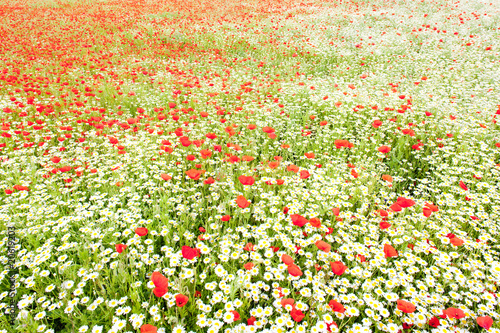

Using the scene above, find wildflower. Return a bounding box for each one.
[281,254,294,265]
[396,197,415,208]
[115,244,127,253]
[330,261,347,276]
[380,222,391,229]
[459,181,468,191]
[204,177,215,184]
[175,294,189,307]
[291,308,305,322]
[238,175,255,185]
[151,272,168,297]
[281,298,294,309]
[381,174,392,182]
[315,240,331,253]
[396,300,416,313]
[378,146,391,154]
[444,307,465,319]
[160,174,172,181]
[299,170,310,179]
[287,264,303,277]
[291,214,308,227]
[186,169,202,180]
[171,325,185,333]
[182,246,199,260]
[428,316,440,327]
[135,228,148,236]
[477,316,493,330]
[384,244,398,258]
[328,300,345,313]
[423,202,439,217]
[236,196,250,208]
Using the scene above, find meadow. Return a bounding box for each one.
[0,0,500,332]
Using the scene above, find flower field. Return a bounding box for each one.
[1,0,500,331]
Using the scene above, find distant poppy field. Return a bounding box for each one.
[1,0,500,332]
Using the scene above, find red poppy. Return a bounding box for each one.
[444,307,465,319]
[182,246,199,260]
[221,215,231,221]
[238,175,255,185]
[204,177,215,184]
[281,298,295,308]
[332,207,340,216]
[290,214,308,227]
[135,228,148,237]
[396,197,416,208]
[231,310,240,321]
[244,243,254,251]
[262,126,275,133]
[450,237,464,246]
[309,217,321,228]
[175,294,189,307]
[330,261,347,276]
[291,308,305,322]
[334,140,350,149]
[186,169,202,180]
[151,271,169,297]
[288,264,303,277]
[115,244,127,253]
[140,324,158,333]
[247,317,256,325]
[299,170,310,179]
[236,195,250,208]
[179,136,192,147]
[328,300,345,313]
[378,145,391,154]
[377,209,388,217]
[315,240,331,253]
[477,316,493,330]
[244,262,254,270]
[287,164,299,173]
[281,254,294,265]
[200,149,212,159]
[372,120,382,128]
[304,152,315,159]
[160,173,171,181]
[459,181,468,191]
[397,300,416,313]
[379,221,391,229]
[390,203,402,212]
[384,244,398,258]
[51,156,61,163]
[382,174,393,182]
[428,316,440,328]
[268,161,280,169]
[423,202,439,217]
